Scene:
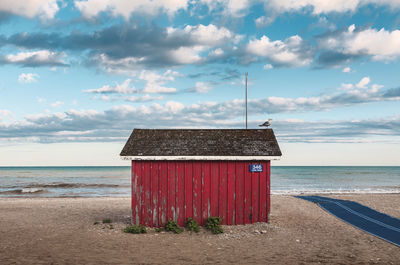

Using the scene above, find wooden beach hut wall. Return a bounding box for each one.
[120,129,281,227]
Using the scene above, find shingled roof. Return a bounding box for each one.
[120,129,281,160]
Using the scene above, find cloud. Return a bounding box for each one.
[1,75,400,143]
[199,0,250,17]
[263,64,273,70]
[244,35,314,67]
[81,24,238,71]
[18,73,39,83]
[0,109,12,120]
[92,94,164,103]
[272,117,400,143]
[85,70,181,102]
[318,25,400,66]
[254,16,274,28]
[0,50,67,67]
[84,79,137,94]
[1,24,244,71]
[124,95,164,102]
[356,76,370,88]
[0,0,59,20]
[50,101,63,108]
[342,66,351,73]
[186,82,212,93]
[383,87,400,98]
[265,0,400,15]
[1,100,400,144]
[1,24,319,71]
[75,0,189,19]
[139,70,180,94]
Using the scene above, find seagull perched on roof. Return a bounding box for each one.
[259,119,272,127]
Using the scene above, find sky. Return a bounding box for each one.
[0,0,400,166]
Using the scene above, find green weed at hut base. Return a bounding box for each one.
[165,220,184,234]
[205,217,223,234]
[185,217,200,232]
[124,225,147,234]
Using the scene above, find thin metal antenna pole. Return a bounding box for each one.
[245,72,248,129]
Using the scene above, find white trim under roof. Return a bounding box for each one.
[121,156,281,161]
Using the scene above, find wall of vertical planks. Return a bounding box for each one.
[131,160,270,227]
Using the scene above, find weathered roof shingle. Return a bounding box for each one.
[120,129,281,157]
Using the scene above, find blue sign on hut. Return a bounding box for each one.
[120,129,281,227]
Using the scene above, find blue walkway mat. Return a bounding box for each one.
[296,195,400,247]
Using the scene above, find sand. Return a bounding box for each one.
[0,194,399,265]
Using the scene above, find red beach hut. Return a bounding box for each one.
[120,129,281,227]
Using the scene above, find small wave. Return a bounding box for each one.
[0,188,48,195]
[25,183,123,189]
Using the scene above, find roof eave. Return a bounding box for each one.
[120,155,281,161]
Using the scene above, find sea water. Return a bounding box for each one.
[0,166,399,197]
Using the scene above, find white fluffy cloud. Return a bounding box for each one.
[263,64,273,70]
[139,70,180,94]
[265,0,400,15]
[18,73,39,83]
[191,82,212,93]
[84,79,137,94]
[342,66,351,73]
[254,16,274,28]
[164,24,237,65]
[75,0,189,19]
[3,50,66,67]
[200,0,250,17]
[168,24,236,46]
[0,0,59,19]
[125,95,164,102]
[319,25,400,61]
[85,70,183,102]
[0,110,13,121]
[356,77,370,88]
[245,35,313,67]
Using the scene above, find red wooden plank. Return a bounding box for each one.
[193,161,202,224]
[244,161,252,224]
[251,163,260,222]
[219,161,227,224]
[176,162,185,226]
[267,160,271,222]
[227,162,235,225]
[184,161,193,221]
[138,161,145,226]
[259,161,267,222]
[210,161,219,217]
[151,161,159,227]
[142,162,151,226]
[235,161,245,225]
[131,161,140,225]
[159,161,168,226]
[167,162,176,222]
[202,161,211,223]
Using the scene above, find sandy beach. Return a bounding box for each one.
[0,194,399,265]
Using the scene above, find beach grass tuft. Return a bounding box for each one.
[124,225,147,234]
[165,219,184,234]
[205,217,223,234]
[185,217,200,232]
